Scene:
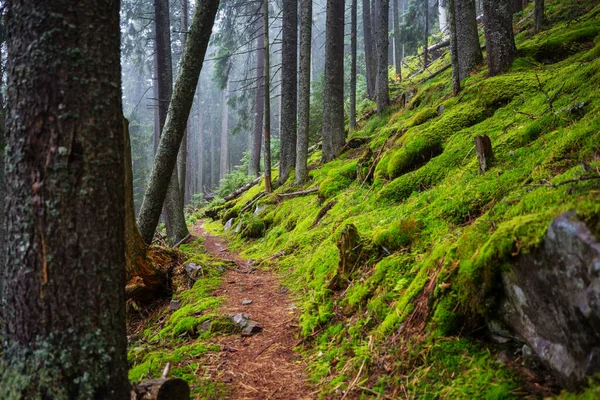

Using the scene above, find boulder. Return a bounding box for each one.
[497,211,600,389]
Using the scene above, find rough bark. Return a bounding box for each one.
[376,0,390,114]
[138,0,220,244]
[482,0,517,77]
[2,0,129,396]
[220,81,229,180]
[249,18,265,177]
[296,0,312,184]
[263,0,272,192]
[198,97,205,193]
[362,0,376,98]
[322,0,346,163]
[423,0,429,68]
[455,0,483,81]
[350,0,358,130]
[279,0,298,185]
[534,0,545,32]
[474,135,494,174]
[392,0,403,81]
[178,0,189,207]
[448,0,461,95]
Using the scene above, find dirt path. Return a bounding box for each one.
[193,222,313,400]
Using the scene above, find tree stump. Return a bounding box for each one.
[337,224,362,276]
[132,378,190,400]
[474,135,494,174]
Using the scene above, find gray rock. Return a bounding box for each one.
[169,299,181,311]
[241,321,263,337]
[242,300,253,305]
[234,220,243,234]
[231,313,251,328]
[184,263,204,282]
[496,211,600,389]
[224,218,234,231]
[437,104,445,116]
[199,320,212,332]
[254,204,268,215]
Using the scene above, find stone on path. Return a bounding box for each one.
[242,299,253,305]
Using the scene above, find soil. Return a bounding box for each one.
[193,222,313,400]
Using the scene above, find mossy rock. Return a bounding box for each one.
[239,214,266,239]
[386,136,443,180]
[407,106,438,127]
[372,218,422,251]
[521,25,600,63]
[318,161,358,199]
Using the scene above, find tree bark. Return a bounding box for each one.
[350,0,358,130]
[455,0,483,81]
[534,0,545,32]
[249,18,265,177]
[448,0,461,95]
[178,0,189,207]
[138,0,220,244]
[423,0,429,68]
[197,94,205,193]
[263,0,273,192]
[482,0,517,77]
[296,0,312,185]
[279,0,298,185]
[362,0,377,98]
[220,81,229,180]
[376,0,390,114]
[2,0,129,396]
[322,0,346,163]
[392,0,403,81]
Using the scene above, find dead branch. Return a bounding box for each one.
[276,187,319,199]
[240,192,266,213]
[224,175,262,201]
[524,175,600,189]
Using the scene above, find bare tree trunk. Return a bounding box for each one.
[534,0,545,32]
[376,0,390,114]
[350,0,358,130]
[362,0,376,98]
[296,0,312,185]
[393,0,402,81]
[455,0,483,81]
[138,0,220,244]
[250,18,265,177]
[263,0,273,192]
[322,0,346,163]
[279,0,298,185]
[178,0,189,207]
[448,0,461,95]
[482,0,517,77]
[211,126,220,188]
[198,94,205,193]
[220,81,229,180]
[2,0,129,395]
[423,0,429,68]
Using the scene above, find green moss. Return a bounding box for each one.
[407,106,438,127]
[386,136,443,180]
[372,217,422,251]
[239,213,266,239]
[318,160,358,199]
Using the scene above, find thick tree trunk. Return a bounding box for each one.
[482,0,517,77]
[392,0,403,81]
[279,0,298,185]
[362,0,377,98]
[220,81,229,180]
[250,18,265,177]
[296,0,312,185]
[178,0,189,207]
[534,0,545,32]
[138,0,220,244]
[448,0,461,95]
[455,0,483,81]
[198,96,205,193]
[2,0,129,396]
[350,0,358,130]
[376,0,390,114]
[423,0,429,68]
[322,0,346,163]
[263,0,273,192]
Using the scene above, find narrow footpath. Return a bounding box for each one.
[193,222,313,400]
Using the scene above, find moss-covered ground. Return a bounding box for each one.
[198,1,600,398]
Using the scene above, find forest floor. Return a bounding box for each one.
[192,221,313,399]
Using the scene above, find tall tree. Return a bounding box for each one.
[350,0,358,130]
[220,81,230,180]
[138,0,220,244]
[454,0,483,81]
[392,0,403,80]
[362,0,377,98]
[2,0,129,396]
[263,0,273,192]
[482,0,517,77]
[448,0,461,95]
[423,0,429,68]
[279,0,298,185]
[178,0,189,206]
[322,0,346,162]
[376,0,390,114]
[296,0,313,184]
[534,0,545,32]
[249,17,265,177]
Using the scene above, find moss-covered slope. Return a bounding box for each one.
[201,1,600,397]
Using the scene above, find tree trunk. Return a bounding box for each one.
[534,0,545,32]
[296,0,312,185]
[482,0,517,77]
[423,0,429,68]
[178,0,189,207]
[376,0,390,114]
[198,95,205,193]
[250,18,265,177]
[2,0,129,396]
[448,0,461,95]
[138,0,220,245]
[393,0,403,81]
[455,0,483,81]
[350,0,358,130]
[279,0,298,185]
[362,0,376,98]
[322,0,346,163]
[220,81,229,180]
[263,0,273,192]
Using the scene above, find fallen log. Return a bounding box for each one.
[241,192,267,213]
[276,187,319,199]
[224,175,262,201]
[420,39,450,56]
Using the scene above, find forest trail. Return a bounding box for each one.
[193,222,313,400]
